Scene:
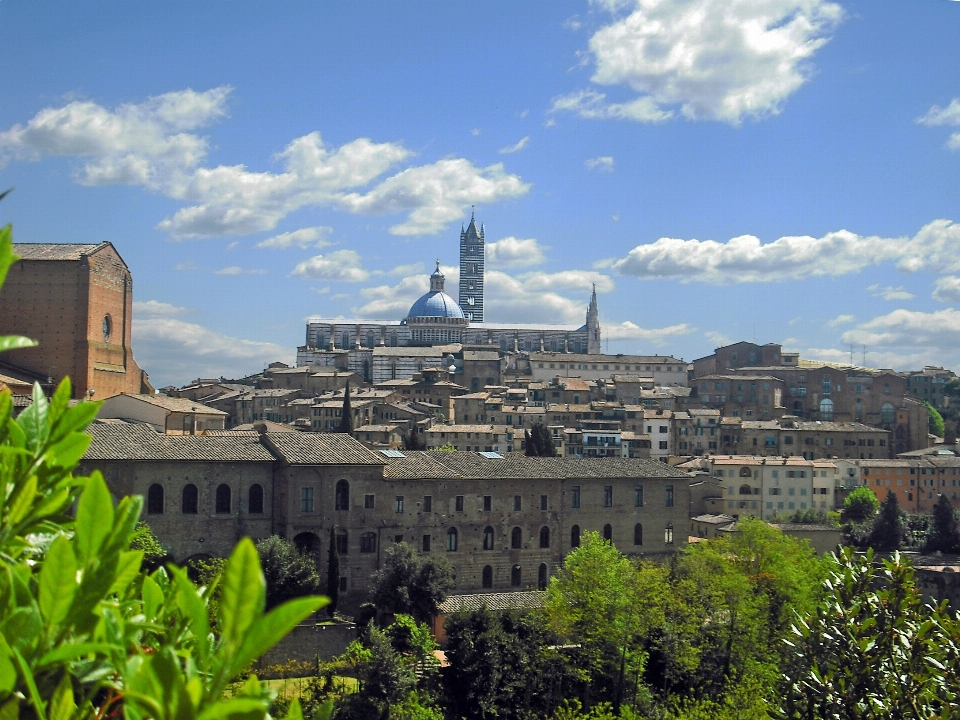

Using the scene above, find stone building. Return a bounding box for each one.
[0,242,151,398]
[835,456,960,515]
[524,352,687,387]
[98,393,227,434]
[691,341,798,379]
[80,422,689,607]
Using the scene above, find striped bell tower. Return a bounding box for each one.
[458,211,484,323]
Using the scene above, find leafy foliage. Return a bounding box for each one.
[843,486,880,523]
[925,493,960,554]
[130,520,170,571]
[777,548,960,719]
[255,535,323,611]
[371,542,454,625]
[925,401,945,437]
[867,490,907,551]
[524,423,557,457]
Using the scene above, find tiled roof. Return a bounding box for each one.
[263,432,386,465]
[12,242,110,260]
[354,424,401,432]
[106,394,227,415]
[691,513,735,524]
[383,451,688,480]
[439,591,545,614]
[426,424,510,434]
[83,421,275,461]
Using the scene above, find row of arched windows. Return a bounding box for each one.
[146,483,264,515]
[481,563,550,590]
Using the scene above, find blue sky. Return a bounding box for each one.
[2,0,960,387]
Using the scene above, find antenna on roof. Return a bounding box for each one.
[862,345,867,367]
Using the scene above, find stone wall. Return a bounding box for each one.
[254,622,357,677]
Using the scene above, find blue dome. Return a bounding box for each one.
[407,291,465,319]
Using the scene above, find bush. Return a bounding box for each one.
[843,486,880,522]
[256,535,324,610]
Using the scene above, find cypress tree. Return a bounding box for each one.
[926,494,960,554]
[338,381,353,434]
[536,423,557,457]
[868,490,906,552]
[327,526,340,617]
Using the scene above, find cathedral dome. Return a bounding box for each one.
[405,261,466,320]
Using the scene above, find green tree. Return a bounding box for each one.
[339,381,353,433]
[544,532,669,713]
[525,423,557,457]
[130,519,171,571]
[925,400,945,437]
[843,486,880,523]
[867,490,907,551]
[371,542,455,625]
[403,431,426,451]
[327,526,340,617]
[777,548,960,719]
[256,535,323,610]
[925,493,960,554]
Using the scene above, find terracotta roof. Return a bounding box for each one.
[426,424,510,434]
[12,242,110,260]
[439,591,545,614]
[263,432,386,465]
[104,393,227,415]
[83,421,274,461]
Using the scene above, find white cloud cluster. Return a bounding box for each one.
[214,266,267,276]
[609,219,960,284]
[132,301,292,386]
[827,314,855,327]
[934,276,960,304]
[255,226,332,249]
[586,155,615,171]
[499,136,529,154]
[867,284,914,301]
[917,98,960,151]
[0,90,530,238]
[486,237,547,268]
[0,87,231,187]
[604,321,694,344]
[518,269,614,294]
[552,0,843,125]
[291,249,369,282]
[840,308,960,354]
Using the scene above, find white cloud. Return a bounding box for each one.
[917,99,960,127]
[553,0,843,125]
[0,87,231,186]
[470,128,482,136]
[174,260,201,271]
[840,308,960,353]
[933,276,960,304]
[133,300,190,318]
[133,316,292,387]
[486,236,548,268]
[1,90,529,239]
[611,219,960,284]
[518,269,614,294]
[867,284,915,301]
[214,265,267,276]
[225,241,239,251]
[336,159,530,236]
[827,313,855,327]
[563,15,583,31]
[290,249,370,282]
[255,226,333,249]
[705,330,733,347]
[387,262,425,276]
[604,321,694,344]
[499,136,530,154]
[518,109,529,120]
[356,273,434,318]
[586,155,615,171]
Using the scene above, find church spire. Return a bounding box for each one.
[586,283,601,354]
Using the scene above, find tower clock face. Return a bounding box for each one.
[102,314,112,340]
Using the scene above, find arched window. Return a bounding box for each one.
[248,483,264,514]
[216,484,231,514]
[881,403,895,424]
[664,523,674,545]
[366,330,376,348]
[538,563,548,591]
[820,398,834,421]
[147,484,164,514]
[447,527,458,551]
[539,526,550,548]
[335,480,349,511]
[482,565,493,589]
[739,467,752,478]
[511,565,522,587]
[182,484,198,514]
[294,532,320,555]
[634,523,643,546]
[483,526,495,550]
[739,483,753,495]
[511,527,522,549]
[603,524,612,542]
[571,524,580,548]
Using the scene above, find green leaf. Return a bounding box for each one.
[37,642,120,667]
[0,336,37,353]
[110,550,144,595]
[196,698,265,720]
[45,432,91,469]
[0,635,15,695]
[6,475,37,527]
[75,473,113,561]
[173,568,210,654]
[0,225,15,288]
[142,575,164,621]
[12,647,47,720]
[39,535,77,624]
[281,698,304,720]
[219,538,265,651]
[230,596,326,675]
[16,383,50,452]
[48,675,77,720]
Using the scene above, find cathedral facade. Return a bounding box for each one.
[298,216,601,370]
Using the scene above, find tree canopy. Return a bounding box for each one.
[256,535,323,610]
[843,486,880,523]
[371,542,455,624]
[525,422,557,457]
